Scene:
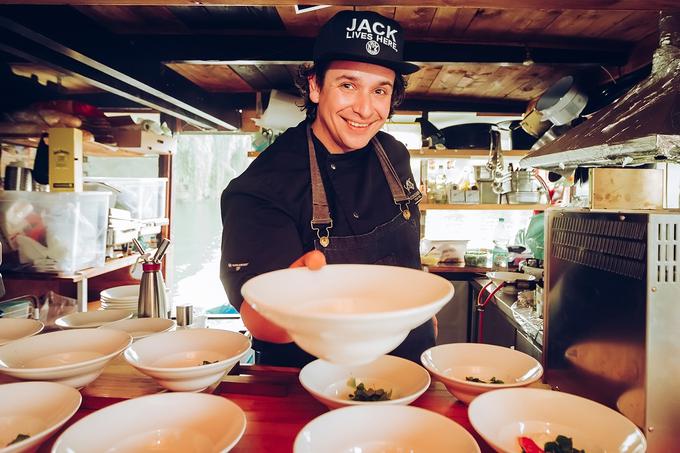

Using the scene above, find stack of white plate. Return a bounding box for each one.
[100,285,139,312]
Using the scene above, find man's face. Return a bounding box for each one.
[309,60,395,153]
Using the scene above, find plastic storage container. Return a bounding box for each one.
[0,191,109,274]
[84,177,167,220]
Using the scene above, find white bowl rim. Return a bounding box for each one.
[123,329,251,373]
[294,404,481,451]
[54,309,134,328]
[0,381,82,451]
[0,328,133,373]
[420,343,544,388]
[97,317,176,335]
[299,355,431,406]
[0,318,45,345]
[52,392,247,452]
[468,387,647,451]
[242,265,454,321]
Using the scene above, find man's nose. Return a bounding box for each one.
[353,91,373,118]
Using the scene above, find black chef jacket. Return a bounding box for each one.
[220,120,421,364]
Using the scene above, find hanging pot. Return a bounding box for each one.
[536,75,588,126]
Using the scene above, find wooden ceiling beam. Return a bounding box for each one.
[1,2,677,12]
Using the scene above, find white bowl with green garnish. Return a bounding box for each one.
[0,381,81,453]
[123,328,251,392]
[242,264,453,366]
[469,388,646,453]
[294,405,480,453]
[420,343,543,404]
[52,393,246,453]
[299,355,431,410]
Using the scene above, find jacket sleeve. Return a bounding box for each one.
[220,190,304,312]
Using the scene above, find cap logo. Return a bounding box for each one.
[345,18,398,52]
[366,40,380,55]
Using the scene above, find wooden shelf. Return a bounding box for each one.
[408,148,529,158]
[3,254,140,282]
[247,149,529,159]
[0,137,171,157]
[419,203,547,211]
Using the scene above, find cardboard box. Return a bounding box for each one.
[113,128,176,154]
[48,127,82,192]
[586,168,664,209]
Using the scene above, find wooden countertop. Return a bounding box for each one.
[0,357,494,452]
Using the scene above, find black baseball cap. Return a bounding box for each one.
[313,10,420,75]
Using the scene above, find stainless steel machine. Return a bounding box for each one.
[544,208,680,451]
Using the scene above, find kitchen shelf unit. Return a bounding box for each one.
[0,129,174,311]
[247,148,530,159]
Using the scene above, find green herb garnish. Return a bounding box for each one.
[465,376,505,384]
[544,435,585,453]
[8,434,30,446]
[346,377,392,402]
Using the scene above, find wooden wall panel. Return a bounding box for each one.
[394,7,437,37]
[406,66,441,94]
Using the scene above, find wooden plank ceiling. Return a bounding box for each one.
[68,4,658,106]
[0,2,662,120]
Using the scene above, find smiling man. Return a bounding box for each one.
[220,10,432,367]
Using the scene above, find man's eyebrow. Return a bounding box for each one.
[333,74,394,88]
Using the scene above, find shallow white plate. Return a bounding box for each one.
[0,328,133,388]
[55,309,134,329]
[299,355,430,410]
[0,318,44,346]
[294,405,480,453]
[421,343,543,404]
[100,285,139,301]
[486,271,536,285]
[52,393,246,453]
[242,264,453,365]
[124,329,251,392]
[0,381,81,453]
[469,388,646,453]
[98,317,175,340]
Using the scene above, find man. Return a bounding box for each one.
[221,10,434,367]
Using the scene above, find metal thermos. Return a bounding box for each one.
[134,238,171,319]
[138,261,168,318]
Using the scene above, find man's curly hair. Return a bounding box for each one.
[295,61,407,120]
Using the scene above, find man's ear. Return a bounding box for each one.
[309,75,321,104]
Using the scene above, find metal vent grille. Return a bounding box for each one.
[653,221,679,283]
[551,216,647,280]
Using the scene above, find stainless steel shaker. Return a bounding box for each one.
[134,238,170,319]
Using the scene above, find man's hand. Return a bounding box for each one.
[432,315,438,340]
[240,250,326,343]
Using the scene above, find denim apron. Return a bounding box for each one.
[254,127,433,367]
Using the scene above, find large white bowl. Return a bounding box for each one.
[55,309,134,329]
[52,392,246,453]
[0,381,81,453]
[421,343,543,404]
[294,405,480,453]
[124,328,251,392]
[0,319,44,346]
[100,284,139,301]
[469,388,646,453]
[242,264,454,365]
[299,355,431,410]
[0,328,132,388]
[98,317,175,340]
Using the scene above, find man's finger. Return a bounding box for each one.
[289,250,326,270]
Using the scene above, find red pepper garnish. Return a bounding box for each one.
[518,436,544,453]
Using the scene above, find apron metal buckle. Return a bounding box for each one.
[397,201,411,220]
[311,220,333,248]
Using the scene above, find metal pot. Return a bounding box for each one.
[536,75,588,126]
[3,165,33,191]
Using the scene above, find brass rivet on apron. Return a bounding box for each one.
[320,236,330,247]
[402,209,411,220]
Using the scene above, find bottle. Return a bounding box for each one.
[492,217,510,270]
[435,163,447,204]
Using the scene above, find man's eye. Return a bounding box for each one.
[341,82,354,89]
[375,88,389,95]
